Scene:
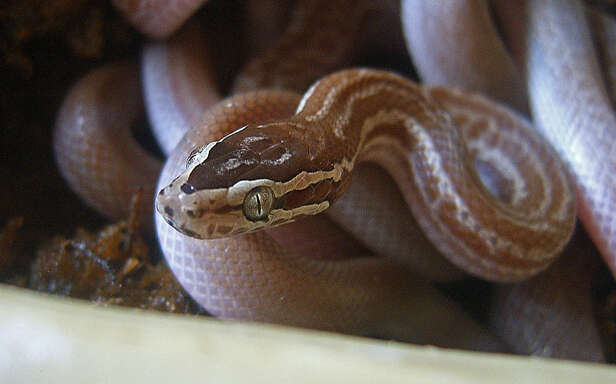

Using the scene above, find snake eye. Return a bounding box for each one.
[243,186,275,221]
[186,145,207,169]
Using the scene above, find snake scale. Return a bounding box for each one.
[52,0,613,359]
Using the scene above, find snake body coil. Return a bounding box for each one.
[51,0,609,358]
[157,69,576,282]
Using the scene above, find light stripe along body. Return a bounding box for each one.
[156,69,576,282]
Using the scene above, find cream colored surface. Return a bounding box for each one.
[1,285,614,384]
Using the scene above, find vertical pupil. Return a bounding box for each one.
[243,186,274,222]
[255,194,262,215]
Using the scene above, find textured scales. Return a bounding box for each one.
[397,0,611,360]
[526,0,616,276]
[54,64,162,232]
[53,0,610,357]
[157,69,577,282]
[155,89,508,350]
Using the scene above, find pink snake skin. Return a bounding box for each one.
[53,1,615,361]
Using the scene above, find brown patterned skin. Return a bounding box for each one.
[403,0,616,279]
[400,1,613,360]
[157,69,576,282]
[138,14,462,282]
[53,1,607,358]
[53,63,508,349]
[326,163,465,281]
[155,89,508,351]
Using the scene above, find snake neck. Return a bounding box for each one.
[291,69,466,204]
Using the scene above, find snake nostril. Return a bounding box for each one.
[164,206,175,217]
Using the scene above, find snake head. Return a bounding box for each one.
[156,123,340,239]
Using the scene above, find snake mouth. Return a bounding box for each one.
[156,193,207,239]
[156,184,188,233]
[166,219,203,238]
[171,222,202,239]
[155,180,252,239]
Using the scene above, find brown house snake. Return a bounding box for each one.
[53,0,613,359]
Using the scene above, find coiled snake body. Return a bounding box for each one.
[156,69,576,282]
[54,0,608,355]
[150,67,577,352]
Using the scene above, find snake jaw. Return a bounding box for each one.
[156,157,338,238]
[156,120,343,239]
[156,169,332,239]
[154,167,289,239]
[156,168,244,239]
